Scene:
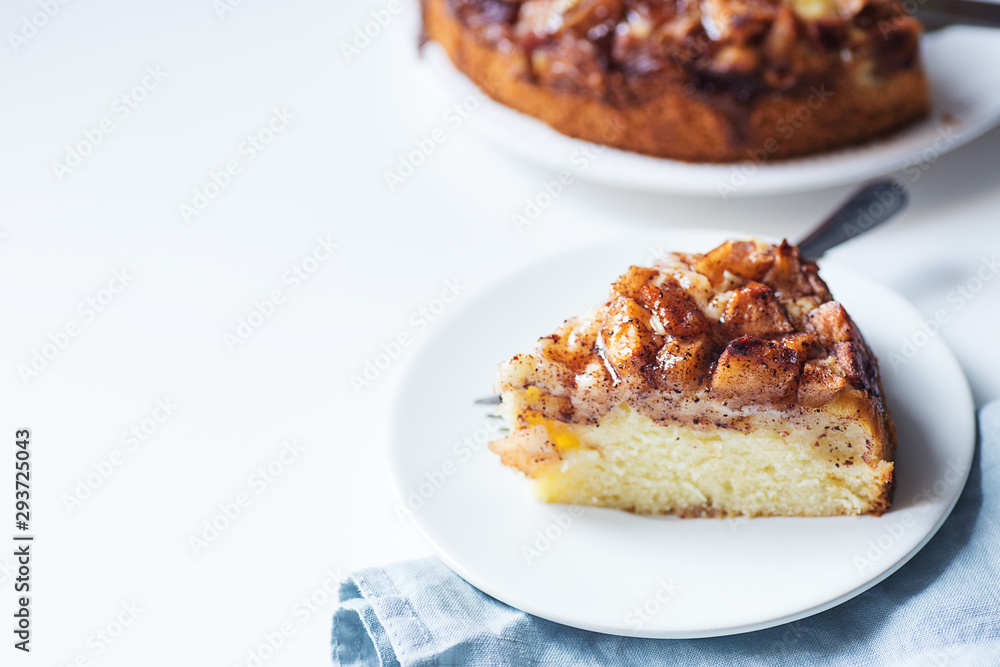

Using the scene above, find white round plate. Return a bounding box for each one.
[389,229,975,638]
[412,23,1000,196]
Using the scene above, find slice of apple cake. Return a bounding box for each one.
[489,239,896,517]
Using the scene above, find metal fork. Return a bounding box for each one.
[916,0,1000,30]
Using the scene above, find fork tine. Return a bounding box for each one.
[474,395,502,405]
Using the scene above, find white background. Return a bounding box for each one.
[0,0,998,665]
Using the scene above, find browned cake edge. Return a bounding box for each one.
[869,372,897,515]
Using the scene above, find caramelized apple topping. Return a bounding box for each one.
[598,296,658,378]
[694,240,776,286]
[807,301,859,345]
[720,281,793,337]
[711,335,800,403]
[503,239,886,412]
[446,0,923,97]
[798,359,848,407]
[638,283,712,337]
[651,336,714,391]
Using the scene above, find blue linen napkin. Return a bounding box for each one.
[332,402,1000,666]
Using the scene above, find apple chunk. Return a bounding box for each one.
[711,335,800,403]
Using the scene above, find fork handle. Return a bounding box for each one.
[917,0,1000,29]
[797,180,908,262]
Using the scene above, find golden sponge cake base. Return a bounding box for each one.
[498,397,893,518]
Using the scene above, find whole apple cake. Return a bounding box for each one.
[421,0,930,162]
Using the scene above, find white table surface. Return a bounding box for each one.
[1,1,998,665]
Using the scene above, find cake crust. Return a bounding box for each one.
[490,240,897,517]
[422,0,930,162]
